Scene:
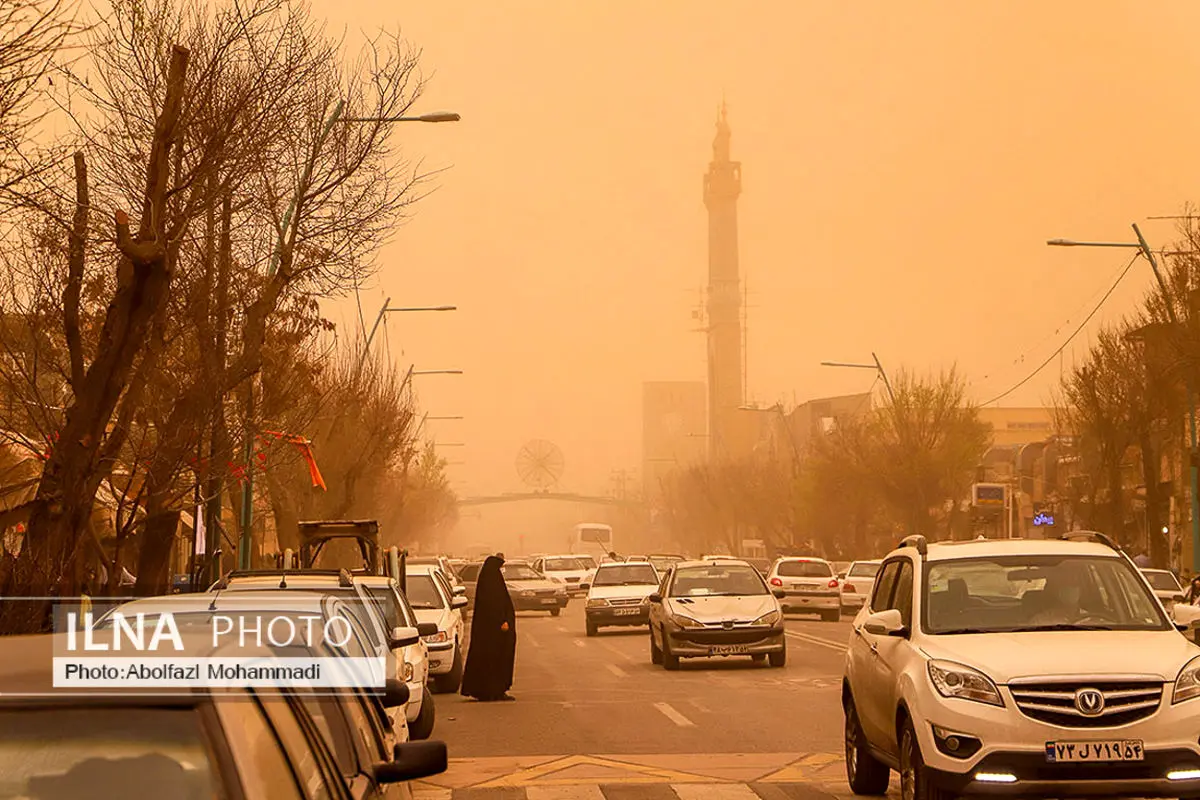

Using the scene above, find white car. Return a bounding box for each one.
[406,556,466,595]
[768,557,841,621]
[405,564,468,692]
[841,560,882,613]
[648,558,787,669]
[533,554,597,595]
[212,570,436,740]
[96,589,417,742]
[584,560,660,636]
[1141,568,1185,611]
[843,532,1200,800]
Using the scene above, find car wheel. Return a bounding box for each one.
[586,621,598,637]
[768,647,786,668]
[409,686,435,740]
[844,698,889,795]
[900,719,951,800]
[650,628,663,664]
[434,642,463,693]
[550,608,561,617]
[662,636,681,671]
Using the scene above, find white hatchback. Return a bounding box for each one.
[405,565,468,693]
[840,560,882,613]
[768,557,841,621]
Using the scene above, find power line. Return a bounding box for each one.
[980,252,1140,407]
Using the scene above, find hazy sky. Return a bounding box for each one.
[315,1,1200,504]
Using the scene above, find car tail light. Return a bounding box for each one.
[844,583,856,593]
[827,579,839,589]
[769,577,783,587]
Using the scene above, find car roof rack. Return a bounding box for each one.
[211,568,355,590]
[898,534,928,556]
[1058,530,1121,551]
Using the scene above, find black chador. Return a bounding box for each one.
[461,555,517,701]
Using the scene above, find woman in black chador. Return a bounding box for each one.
[461,555,517,701]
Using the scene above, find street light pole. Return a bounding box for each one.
[355,297,457,379]
[1048,224,1200,572]
[820,352,896,404]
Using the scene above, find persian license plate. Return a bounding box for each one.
[613,607,640,616]
[540,598,558,605]
[793,585,818,593]
[709,644,749,655]
[1045,740,1144,763]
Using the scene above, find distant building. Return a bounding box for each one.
[641,381,707,504]
[976,407,1055,447]
[787,392,875,453]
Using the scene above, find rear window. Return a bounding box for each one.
[593,564,658,586]
[0,708,217,797]
[777,560,833,578]
[1143,571,1181,592]
[848,563,881,579]
[545,558,588,571]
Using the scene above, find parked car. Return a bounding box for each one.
[405,564,468,693]
[406,556,466,596]
[840,560,882,613]
[0,632,447,799]
[213,570,438,740]
[1142,568,1186,612]
[584,560,660,636]
[648,558,787,669]
[843,532,1200,800]
[767,557,841,621]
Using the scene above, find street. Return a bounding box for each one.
[415,602,872,800]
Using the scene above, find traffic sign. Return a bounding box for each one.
[973,483,1007,507]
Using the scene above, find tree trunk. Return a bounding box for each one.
[0,46,190,633]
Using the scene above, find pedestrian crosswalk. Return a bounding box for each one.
[410,753,889,800]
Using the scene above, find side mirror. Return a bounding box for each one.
[771,588,786,600]
[648,593,662,604]
[863,608,908,638]
[375,741,448,784]
[451,596,468,609]
[416,622,439,637]
[453,586,467,596]
[389,626,421,649]
[381,678,410,708]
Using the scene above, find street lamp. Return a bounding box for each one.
[820,352,896,404]
[341,111,461,123]
[1048,222,1200,572]
[356,297,457,376]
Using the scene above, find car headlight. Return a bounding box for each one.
[928,659,1004,707]
[1173,656,1200,704]
[752,610,781,626]
[640,595,652,605]
[422,630,449,644]
[670,613,703,629]
[401,662,414,682]
[586,598,609,608]
[519,589,535,597]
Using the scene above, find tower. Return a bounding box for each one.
[703,101,743,458]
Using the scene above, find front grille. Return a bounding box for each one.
[533,589,559,598]
[674,627,779,646]
[565,577,580,583]
[608,598,643,607]
[1009,680,1162,728]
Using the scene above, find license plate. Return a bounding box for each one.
[1045,740,1144,763]
[540,598,557,604]
[613,608,640,616]
[793,585,818,593]
[709,644,749,655]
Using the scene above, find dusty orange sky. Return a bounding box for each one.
[315,0,1200,510]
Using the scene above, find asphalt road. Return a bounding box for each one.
[414,601,876,800]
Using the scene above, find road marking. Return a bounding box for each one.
[786,631,847,652]
[672,784,760,800]
[557,625,569,632]
[526,635,541,648]
[602,643,635,662]
[475,754,709,787]
[574,639,586,648]
[606,663,628,678]
[525,785,606,800]
[654,702,695,727]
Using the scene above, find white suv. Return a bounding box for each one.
[842,533,1200,800]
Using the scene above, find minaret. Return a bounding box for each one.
[703,101,743,459]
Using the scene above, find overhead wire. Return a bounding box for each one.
[979,251,1140,407]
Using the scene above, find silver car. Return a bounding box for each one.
[648,558,787,669]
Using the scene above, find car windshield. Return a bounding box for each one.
[502,565,542,581]
[593,564,658,586]
[1143,571,1182,592]
[578,556,598,569]
[924,555,1169,634]
[848,562,881,578]
[0,708,217,798]
[545,557,588,571]
[670,565,768,597]
[777,560,832,578]
[404,574,445,609]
